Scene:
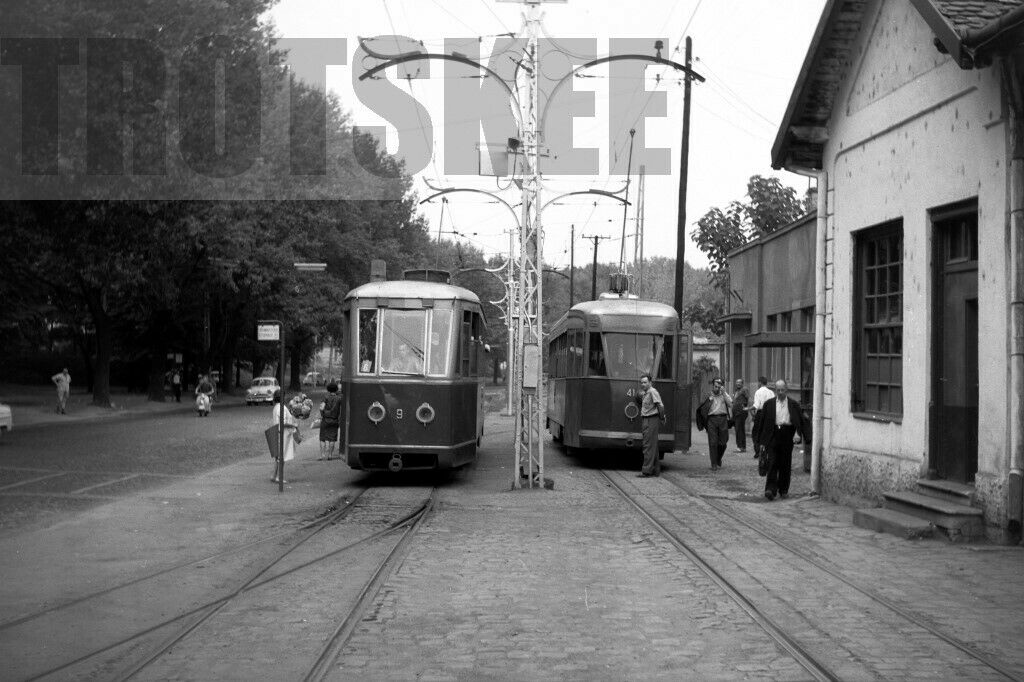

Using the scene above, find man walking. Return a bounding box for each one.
[696,377,732,470]
[749,376,774,456]
[636,373,665,477]
[731,378,750,453]
[752,379,808,500]
[51,368,71,414]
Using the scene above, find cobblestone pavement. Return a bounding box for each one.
[1,408,1021,680]
[321,417,1024,680]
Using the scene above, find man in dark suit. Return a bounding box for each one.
[752,379,808,500]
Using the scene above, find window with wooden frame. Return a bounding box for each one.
[852,221,903,416]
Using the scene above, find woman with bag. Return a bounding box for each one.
[271,390,301,484]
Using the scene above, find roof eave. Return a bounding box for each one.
[909,0,972,68]
[771,0,842,170]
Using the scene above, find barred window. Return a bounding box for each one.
[853,222,903,415]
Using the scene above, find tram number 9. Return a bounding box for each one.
[395,409,403,420]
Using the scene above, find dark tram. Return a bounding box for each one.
[341,271,488,472]
[546,297,681,454]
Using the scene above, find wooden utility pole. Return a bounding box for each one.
[583,234,610,300]
[673,36,694,318]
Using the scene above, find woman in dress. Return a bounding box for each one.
[318,382,343,460]
[271,390,300,483]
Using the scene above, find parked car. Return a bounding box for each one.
[0,402,12,436]
[245,377,280,405]
[302,371,325,386]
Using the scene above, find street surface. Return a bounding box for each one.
[0,395,1022,680]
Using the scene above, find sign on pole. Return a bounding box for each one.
[257,322,281,342]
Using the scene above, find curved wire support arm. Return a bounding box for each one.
[540,189,630,213]
[358,50,523,127]
[419,188,521,229]
[539,53,704,141]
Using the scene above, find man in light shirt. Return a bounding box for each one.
[636,373,666,477]
[752,380,808,500]
[749,376,774,456]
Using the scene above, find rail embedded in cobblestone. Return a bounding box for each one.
[599,470,841,682]
[658,472,1023,682]
[303,488,437,682]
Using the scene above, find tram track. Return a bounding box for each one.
[602,468,1022,681]
[658,471,1023,681]
[303,488,437,682]
[0,489,367,634]
[16,487,436,682]
[600,470,839,681]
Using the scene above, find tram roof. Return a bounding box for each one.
[569,299,678,319]
[345,280,481,304]
[550,298,679,335]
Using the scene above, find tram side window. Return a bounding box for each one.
[428,308,452,376]
[572,330,583,377]
[588,332,606,376]
[470,312,483,375]
[358,309,378,374]
[459,311,472,376]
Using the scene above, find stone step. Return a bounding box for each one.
[883,490,985,542]
[853,507,934,539]
[916,478,975,506]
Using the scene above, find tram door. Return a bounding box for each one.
[674,332,693,451]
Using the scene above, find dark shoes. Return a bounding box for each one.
[636,472,657,477]
[764,491,776,500]
[779,492,789,499]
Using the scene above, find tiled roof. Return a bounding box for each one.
[930,0,1024,35]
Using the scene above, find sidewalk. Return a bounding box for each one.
[0,383,246,430]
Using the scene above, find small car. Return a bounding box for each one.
[245,377,280,405]
[302,371,325,386]
[0,402,12,435]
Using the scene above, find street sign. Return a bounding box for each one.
[257,322,281,342]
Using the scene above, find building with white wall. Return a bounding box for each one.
[772,0,1024,539]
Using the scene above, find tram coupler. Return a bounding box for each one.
[388,454,403,473]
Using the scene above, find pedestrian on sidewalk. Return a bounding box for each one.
[317,382,342,460]
[171,369,182,403]
[51,368,71,414]
[695,377,732,470]
[271,390,300,484]
[635,373,665,477]
[749,376,774,456]
[752,379,807,501]
[731,378,750,453]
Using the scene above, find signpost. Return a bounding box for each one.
[258,320,285,492]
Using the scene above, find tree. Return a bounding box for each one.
[691,175,809,293]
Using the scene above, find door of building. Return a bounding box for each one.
[931,210,979,483]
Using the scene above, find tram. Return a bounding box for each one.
[546,296,680,454]
[341,271,488,472]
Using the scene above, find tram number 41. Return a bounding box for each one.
[625,388,638,398]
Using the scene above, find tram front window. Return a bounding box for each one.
[358,310,378,374]
[381,309,426,375]
[602,333,668,379]
[428,308,452,376]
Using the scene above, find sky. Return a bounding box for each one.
[267,0,827,270]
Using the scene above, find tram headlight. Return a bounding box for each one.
[367,401,386,425]
[416,402,436,425]
[624,402,639,420]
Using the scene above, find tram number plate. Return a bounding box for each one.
[395,409,403,420]
[625,388,638,397]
